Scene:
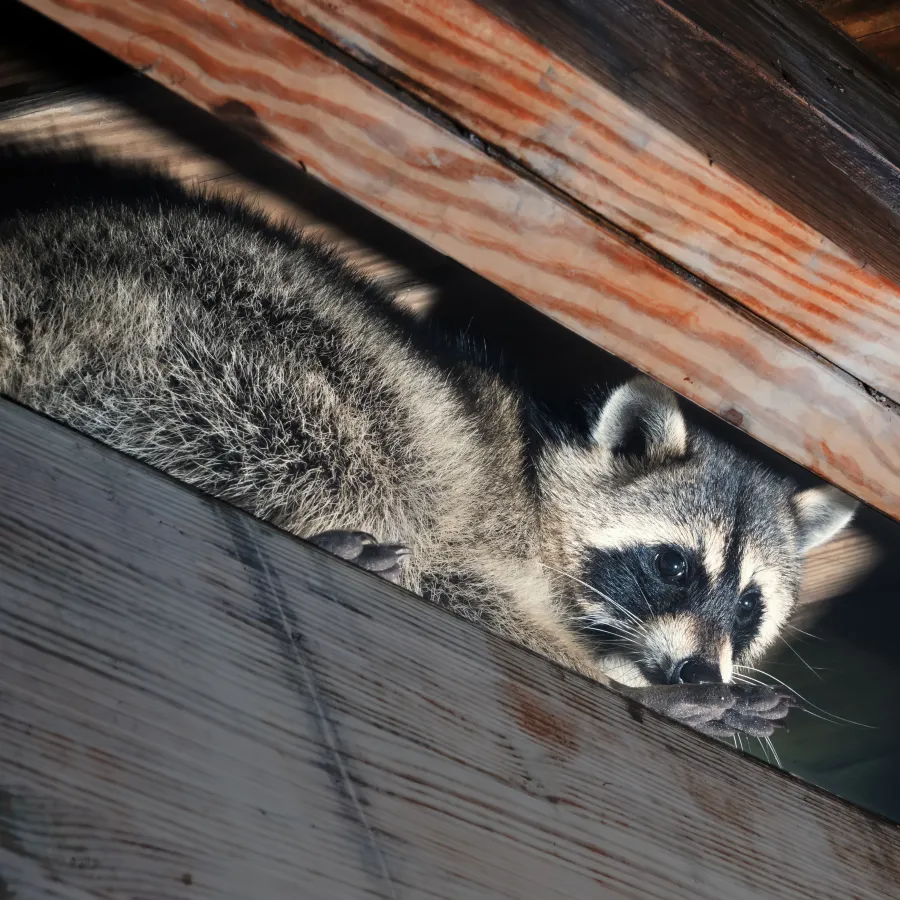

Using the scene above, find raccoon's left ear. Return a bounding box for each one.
[793,485,858,554]
[592,376,687,463]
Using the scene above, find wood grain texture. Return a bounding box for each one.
[860,25,900,67]
[0,82,439,312]
[809,0,900,38]
[2,398,900,899]
[806,1,900,71]
[278,0,900,411]
[17,0,900,523]
[474,0,900,293]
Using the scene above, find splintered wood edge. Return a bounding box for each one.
[2,395,900,898]
[17,0,900,526]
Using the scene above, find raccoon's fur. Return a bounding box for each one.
[0,145,856,702]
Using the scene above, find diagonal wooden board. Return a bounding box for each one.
[475,0,900,290]
[1,396,899,898]
[278,0,900,409]
[16,0,900,525]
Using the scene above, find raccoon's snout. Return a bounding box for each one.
[670,657,723,686]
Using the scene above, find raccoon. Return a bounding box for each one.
[0,144,856,740]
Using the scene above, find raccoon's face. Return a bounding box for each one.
[539,377,857,688]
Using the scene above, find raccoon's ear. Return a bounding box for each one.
[793,485,858,554]
[592,376,687,463]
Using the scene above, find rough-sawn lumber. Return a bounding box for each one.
[280,0,900,412]
[1,398,900,898]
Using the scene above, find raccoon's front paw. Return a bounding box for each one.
[619,682,798,740]
[307,530,410,585]
[717,684,799,739]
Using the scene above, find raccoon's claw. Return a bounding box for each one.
[722,684,799,739]
[618,682,799,741]
[307,529,411,585]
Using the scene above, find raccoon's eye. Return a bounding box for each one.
[737,588,761,624]
[655,548,688,584]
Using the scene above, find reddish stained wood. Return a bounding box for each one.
[860,25,900,66]
[275,0,900,407]
[810,0,900,38]
[19,0,900,522]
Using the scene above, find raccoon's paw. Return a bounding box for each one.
[307,530,411,585]
[618,682,798,741]
[718,684,800,739]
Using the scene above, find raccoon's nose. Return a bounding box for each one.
[671,657,723,685]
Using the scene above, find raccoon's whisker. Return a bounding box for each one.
[777,633,823,682]
[569,611,640,633]
[755,735,769,764]
[571,618,644,652]
[765,736,782,769]
[733,666,877,730]
[624,569,653,615]
[764,660,830,671]
[541,562,647,632]
[569,613,643,640]
[785,623,824,641]
[578,624,641,648]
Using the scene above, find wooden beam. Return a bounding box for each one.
[1,396,899,898]
[16,0,900,523]
[476,0,900,289]
[0,85,439,313]
[860,26,900,68]
[278,0,900,411]
[809,0,900,39]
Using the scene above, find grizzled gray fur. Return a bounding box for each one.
[0,144,857,739]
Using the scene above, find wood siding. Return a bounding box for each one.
[2,397,900,898]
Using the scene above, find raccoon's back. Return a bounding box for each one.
[0,147,461,543]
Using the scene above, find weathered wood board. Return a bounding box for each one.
[809,1,900,70]
[477,0,900,291]
[0,80,440,317]
[16,0,900,527]
[281,0,900,410]
[2,398,900,898]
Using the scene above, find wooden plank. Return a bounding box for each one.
[277,0,900,410]
[472,0,900,293]
[805,2,900,71]
[808,0,900,39]
[860,25,900,67]
[2,398,900,899]
[17,0,900,523]
[0,1,125,104]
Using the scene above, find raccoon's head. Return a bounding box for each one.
[538,376,857,688]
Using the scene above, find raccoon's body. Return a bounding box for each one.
[0,146,855,731]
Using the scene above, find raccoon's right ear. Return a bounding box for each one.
[793,484,858,554]
[592,376,688,463]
